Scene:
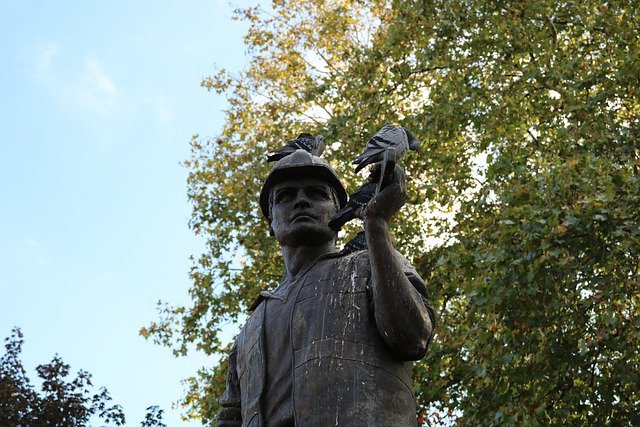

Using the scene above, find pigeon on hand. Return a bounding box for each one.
[352,124,419,193]
[327,165,391,231]
[267,133,325,162]
[352,124,420,173]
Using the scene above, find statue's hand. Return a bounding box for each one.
[363,164,407,221]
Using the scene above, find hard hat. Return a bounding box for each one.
[259,149,347,219]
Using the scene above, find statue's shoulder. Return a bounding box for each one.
[311,250,370,280]
[336,246,416,267]
[324,248,369,265]
[331,246,423,284]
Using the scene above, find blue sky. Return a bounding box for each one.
[0,1,251,424]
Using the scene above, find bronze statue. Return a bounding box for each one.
[217,144,435,426]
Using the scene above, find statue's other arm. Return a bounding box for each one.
[363,166,435,360]
[217,340,242,426]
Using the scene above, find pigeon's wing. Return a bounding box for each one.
[267,134,318,162]
[328,206,358,231]
[329,196,362,230]
[292,134,324,156]
[292,137,317,152]
[368,125,406,150]
[352,125,408,172]
[267,144,298,162]
[328,181,376,230]
[349,181,377,204]
[341,231,367,253]
[352,140,387,172]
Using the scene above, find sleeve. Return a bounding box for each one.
[216,340,242,427]
[363,250,437,352]
[394,250,437,340]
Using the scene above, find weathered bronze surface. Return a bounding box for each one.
[217,149,435,426]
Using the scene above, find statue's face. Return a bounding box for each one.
[269,178,338,247]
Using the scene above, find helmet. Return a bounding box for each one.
[259,149,348,219]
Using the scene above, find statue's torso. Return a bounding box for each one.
[236,250,418,426]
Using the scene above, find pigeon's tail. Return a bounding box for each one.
[266,148,294,163]
[328,207,358,231]
[266,153,283,163]
[352,155,376,173]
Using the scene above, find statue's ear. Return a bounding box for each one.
[268,222,274,237]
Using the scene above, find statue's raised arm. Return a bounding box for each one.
[363,164,435,360]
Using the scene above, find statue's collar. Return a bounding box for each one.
[247,250,343,311]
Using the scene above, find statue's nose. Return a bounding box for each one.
[293,189,311,209]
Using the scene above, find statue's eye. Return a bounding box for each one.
[307,187,329,200]
[275,189,295,203]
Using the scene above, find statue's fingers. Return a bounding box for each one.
[378,183,407,213]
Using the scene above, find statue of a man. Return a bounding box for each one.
[217,148,435,426]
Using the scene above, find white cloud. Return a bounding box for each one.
[33,42,58,76]
[70,59,122,116]
[30,43,124,117]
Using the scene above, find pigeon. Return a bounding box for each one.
[328,180,376,231]
[352,124,419,192]
[339,231,367,255]
[267,133,325,162]
[327,165,392,231]
[352,124,419,169]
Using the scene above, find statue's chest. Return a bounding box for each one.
[290,255,373,350]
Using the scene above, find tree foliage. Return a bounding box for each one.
[143,0,640,424]
[0,327,125,426]
[141,405,167,427]
[0,328,167,426]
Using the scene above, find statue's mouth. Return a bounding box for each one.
[291,212,317,222]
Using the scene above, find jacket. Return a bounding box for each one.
[217,249,434,426]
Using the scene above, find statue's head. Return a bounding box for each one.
[260,149,347,246]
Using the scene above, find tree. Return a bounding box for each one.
[0,327,125,426]
[142,0,640,424]
[141,405,167,427]
[0,328,167,426]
